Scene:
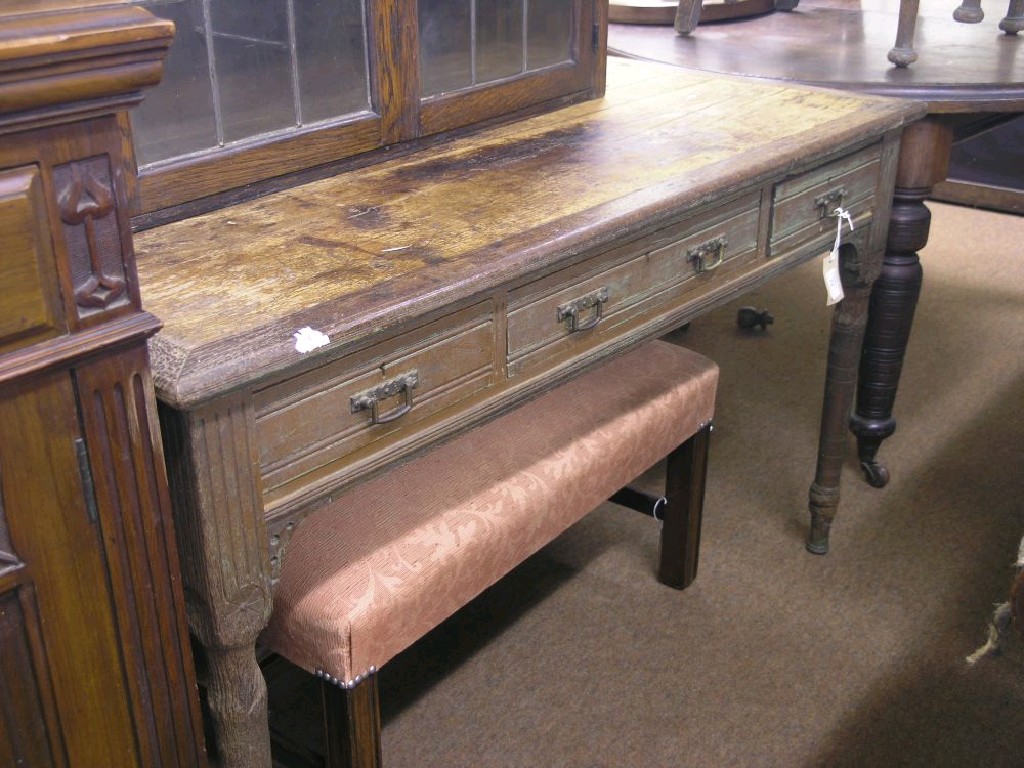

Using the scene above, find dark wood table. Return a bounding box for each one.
[610,0,1024,488]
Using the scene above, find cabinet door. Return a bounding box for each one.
[418,0,599,135]
[131,0,389,213]
[130,0,602,215]
[0,371,140,767]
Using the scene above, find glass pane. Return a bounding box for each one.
[130,0,372,167]
[420,0,472,97]
[295,0,370,122]
[130,0,218,165]
[209,0,295,142]
[477,0,524,82]
[527,0,573,70]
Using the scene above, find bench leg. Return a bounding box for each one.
[659,424,712,589]
[322,673,382,768]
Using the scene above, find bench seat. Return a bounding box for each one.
[260,339,717,765]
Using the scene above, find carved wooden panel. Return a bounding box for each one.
[0,465,63,768]
[0,372,140,766]
[0,165,63,353]
[75,347,206,768]
[53,156,131,322]
[0,589,60,768]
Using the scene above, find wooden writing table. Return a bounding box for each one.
[134,59,922,766]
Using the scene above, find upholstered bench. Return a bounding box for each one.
[261,339,718,767]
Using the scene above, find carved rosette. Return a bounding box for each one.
[54,156,131,321]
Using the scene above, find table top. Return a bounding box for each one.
[135,58,921,409]
[609,0,1024,112]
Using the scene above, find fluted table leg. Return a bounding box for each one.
[161,394,275,767]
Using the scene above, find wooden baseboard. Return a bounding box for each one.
[931,179,1024,215]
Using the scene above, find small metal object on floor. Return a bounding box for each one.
[736,307,774,331]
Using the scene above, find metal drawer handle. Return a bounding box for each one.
[350,370,419,425]
[557,286,609,333]
[814,186,848,218]
[687,235,729,273]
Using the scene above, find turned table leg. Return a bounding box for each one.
[1001,0,1024,32]
[204,643,272,767]
[889,0,921,67]
[807,243,874,554]
[674,0,702,35]
[953,0,985,23]
[849,119,952,488]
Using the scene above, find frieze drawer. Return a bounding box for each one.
[255,302,496,510]
[0,166,63,353]
[507,192,762,377]
[769,144,881,257]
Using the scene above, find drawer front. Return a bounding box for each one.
[255,303,496,509]
[0,166,63,353]
[768,145,881,257]
[508,193,761,376]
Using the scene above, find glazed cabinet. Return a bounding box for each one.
[0,3,205,766]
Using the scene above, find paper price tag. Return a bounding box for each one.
[822,206,853,306]
[822,249,844,305]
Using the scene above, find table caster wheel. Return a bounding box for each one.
[860,460,890,488]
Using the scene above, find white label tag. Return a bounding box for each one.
[822,206,854,306]
[823,248,844,305]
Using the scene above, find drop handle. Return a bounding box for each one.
[814,186,848,218]
[350,370,419,425]
[687,235,729,273]
[557,286,609,333]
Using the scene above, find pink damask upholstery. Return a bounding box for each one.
[261,340,718,685]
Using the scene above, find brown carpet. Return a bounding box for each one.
[271,202,1024,766]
